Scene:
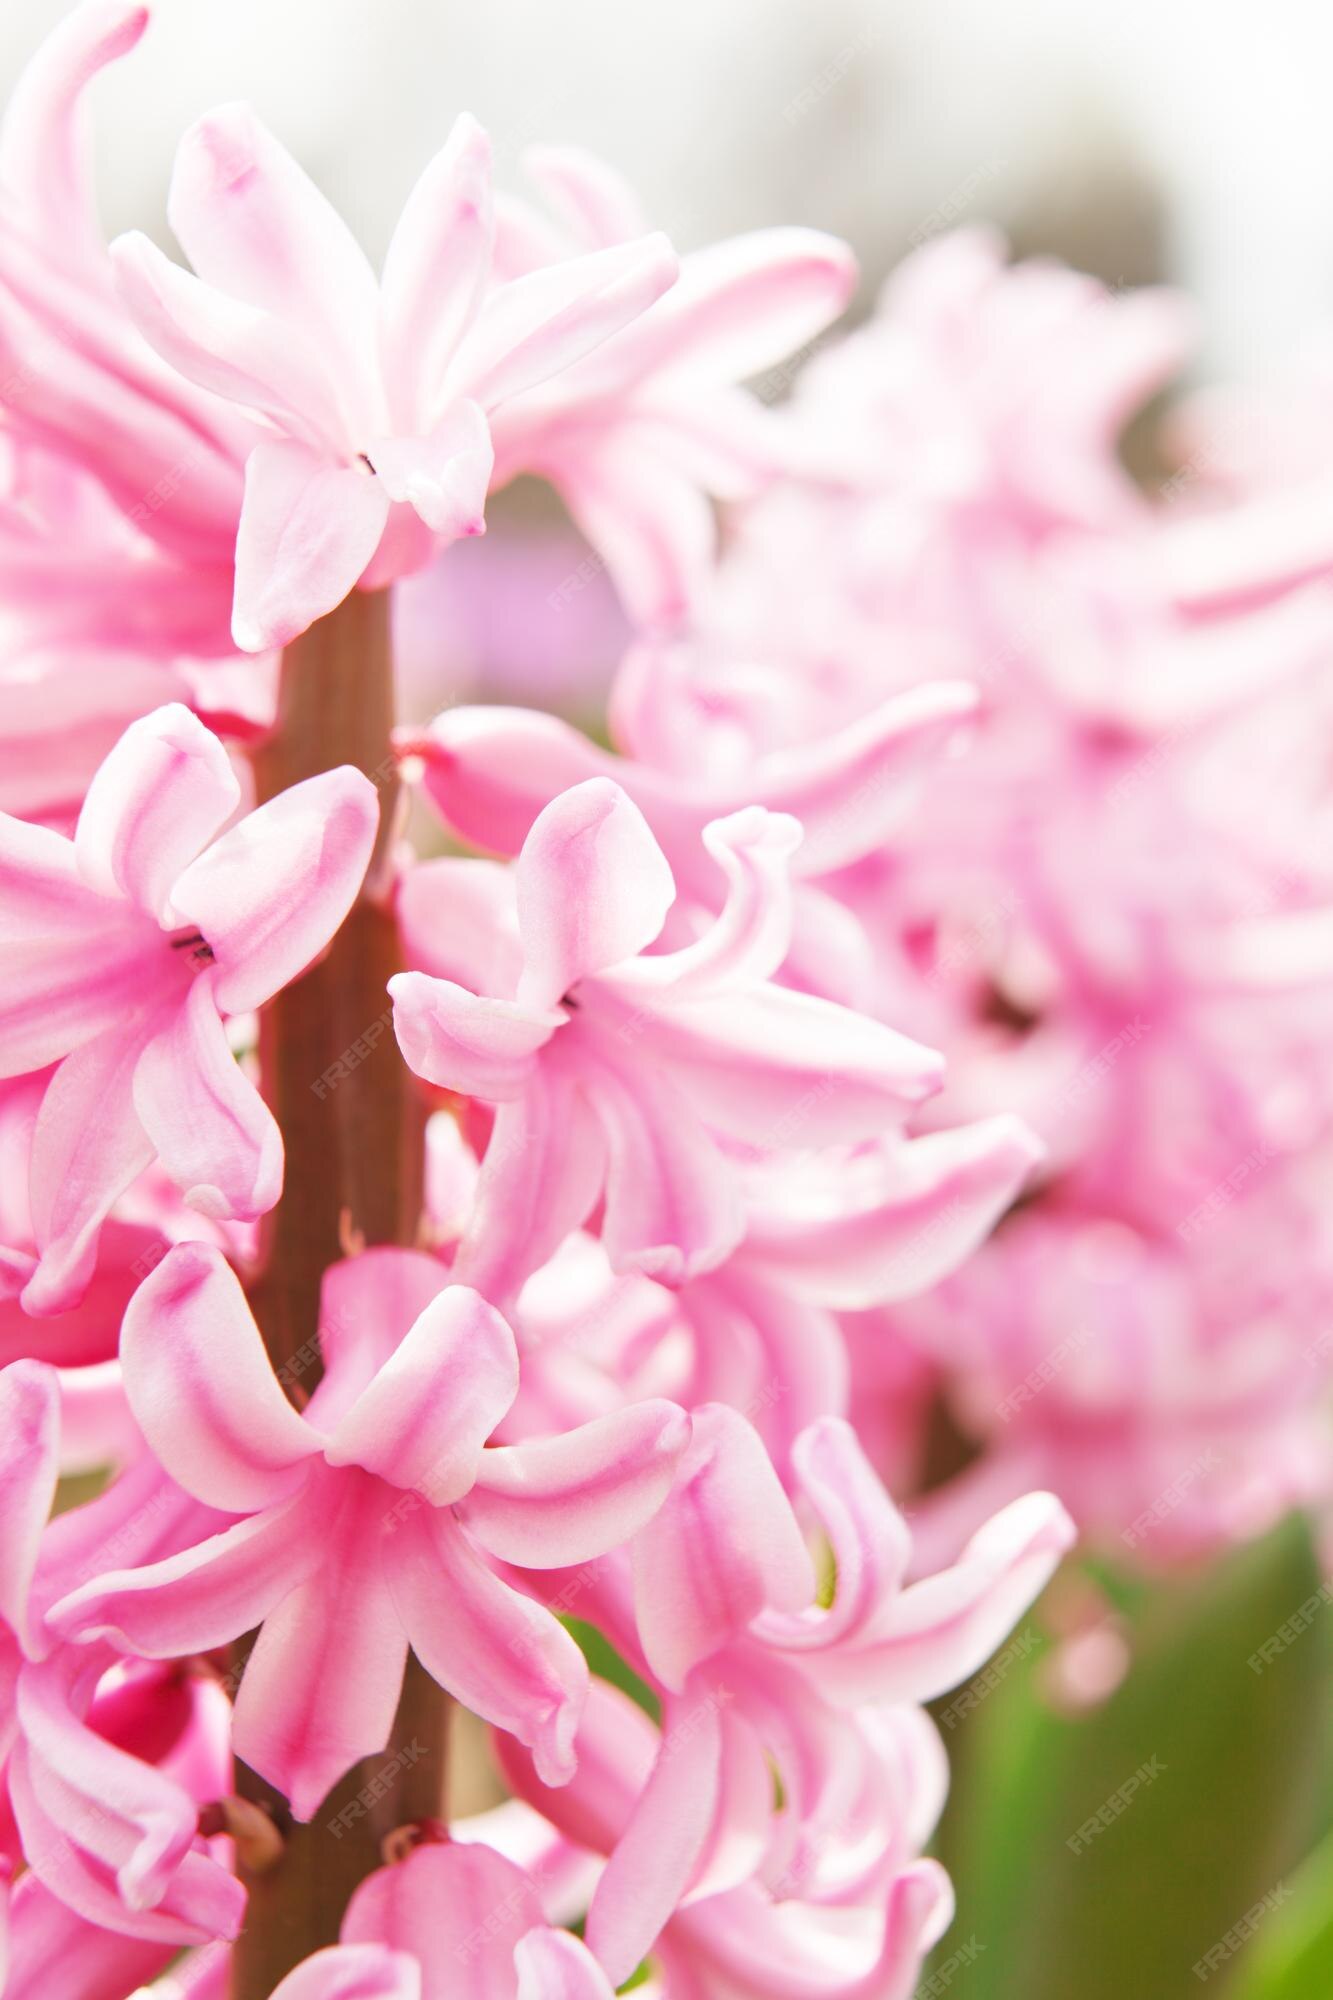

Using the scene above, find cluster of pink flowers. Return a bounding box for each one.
[0,4,1327,1996]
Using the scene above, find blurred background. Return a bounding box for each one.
[4,0,1331,375]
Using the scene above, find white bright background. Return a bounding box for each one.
[2,0,1331,383]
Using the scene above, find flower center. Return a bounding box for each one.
[168,928,216,970]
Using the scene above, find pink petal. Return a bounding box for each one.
[583,1053,744,1284]
[585,1676,724,1985]
[119,1241,320,1512]
[344,1842,543,2000]
[0,813,163,1077]
[231,439,391,654]
[233,1476,409,1819]
[32,1455,218,1625]
[388,972,559,1100]
[380,114,494,424]
[788,1474,1075,1707]
[582,227,857,392]
[451,234,678,411]
[515,779,675,1009]
[633,1404,815,1690]
[520,146,650,250]
[73,704,240,921]
[516,1927,618,2000]
[0,1871,172,2000]
[461,1401,689,1567]
[17,1654,202,1919]
[553,438,715,629]
[402,706,629,861]
[133,973,284,1222]
[171,764,379,1013]
[491,1676,655,1860]
[326,1286,518,1504]
[0,927,161,1081]
[370,401,493,538]
[396,853,524,991]
[308,1247,452,1428]
[682,1267,849,1470]
[742,1116,1045,1309]
[746,681,979,876]
[387,1509,587,1785]
[111,230,349,449]
[269,1945,422,2000]
[13,1650,244,1942]
[605,386,782,494]
[0,810,126,944]
[22,1019,161,1318]
[682,1857,951,2000]
[611,807,799,999]
[49,1483,323,1658]
[7,1736,242,1947]
[493,189,569,282]
[0,0,149,260]
[53,1358,140,1475]
[167,102,382,437]
[756,1420,912,1653]
[0,1361,61,1656]
[681,1704,774,1903]
[454,1063,606,1310]
[648,988,945,1148]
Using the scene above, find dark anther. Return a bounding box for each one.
[381,1817,449,1865]
[170,931,216,964]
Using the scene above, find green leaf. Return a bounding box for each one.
[1227,1824,1333,2000]
[563,1615,661,1723]
[928,1514,1332,2000]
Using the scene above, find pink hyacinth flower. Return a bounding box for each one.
[494,1409,1070,1982]
[482,1112,1042,1480]
[491,1678,954,2000]
[265,1946,422,1999]
[0,702,377,1314]
[0,1360,242,1946]
[402,676,976,881]
[340,1839,616,1999]
[596,1411,1070,1978]
[488,145,858,624]
[51,1243,688,1817]
[390,778,947,1304]
[110,105,678,652]
[0,3,257,572]
[0,1870,190,2000]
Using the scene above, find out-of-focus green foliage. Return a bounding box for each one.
[1230,1827,1333,2000]
[928,1514,1333,1999]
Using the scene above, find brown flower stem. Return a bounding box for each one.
[229,587,447,2000]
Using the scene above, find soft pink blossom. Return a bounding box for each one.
[0,703,376,1313]
[341,1839,616,2000]
[53,1243,688,1817]
[487,145,858,623]
[495,1408,1070,1980]
[0,1359,241,1946]
[391,778,946,1303]
[491,1678,955,2000]
[112,106,678,651]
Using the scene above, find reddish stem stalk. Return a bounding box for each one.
[228,587,446,1999]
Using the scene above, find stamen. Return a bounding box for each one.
[169,931,216,966]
